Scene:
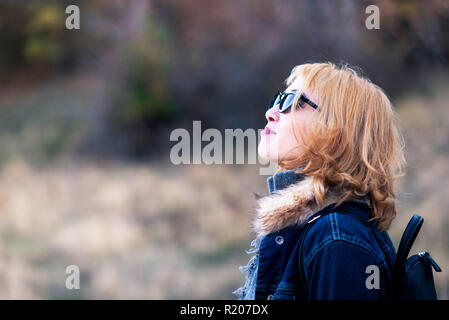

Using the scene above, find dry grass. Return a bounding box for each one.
[0,160,267,299]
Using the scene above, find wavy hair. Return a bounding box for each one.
[279,62,406,231]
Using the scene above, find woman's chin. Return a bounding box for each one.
[257,145,268,161]
[258,146,279,162]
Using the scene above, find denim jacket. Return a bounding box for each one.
[233,168,396,300]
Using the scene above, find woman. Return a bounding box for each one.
[233,62,406,300]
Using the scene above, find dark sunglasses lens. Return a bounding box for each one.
[268,93,280,110]
[279,93,295,112]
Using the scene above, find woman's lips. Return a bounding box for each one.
[262,126,276,135]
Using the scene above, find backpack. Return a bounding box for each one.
[392,214,442,299]
[299,209,442,300]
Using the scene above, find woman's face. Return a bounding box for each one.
[258,77,319,163]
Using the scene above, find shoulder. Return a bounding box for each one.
[301,210,384,269]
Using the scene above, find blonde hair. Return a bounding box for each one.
[280,62,406,231]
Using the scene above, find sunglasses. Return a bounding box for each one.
[267,89,319,113]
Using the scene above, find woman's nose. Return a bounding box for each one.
[265,105,280,122]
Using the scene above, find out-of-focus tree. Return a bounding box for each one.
[1,0,449,157]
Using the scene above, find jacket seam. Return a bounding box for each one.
[329,212,341,239]
[304,214,379,266]
[333,212,394,268]
[303,238,385,280]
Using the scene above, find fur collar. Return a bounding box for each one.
[251,174,370,238]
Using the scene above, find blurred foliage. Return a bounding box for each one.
[24,3,65,64]
[1,0,449,157]
[112,15,178,126]
[115,61,177,125]
[0,1,83,75]
[0,77,89,167]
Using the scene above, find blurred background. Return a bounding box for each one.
[0,0,448,299]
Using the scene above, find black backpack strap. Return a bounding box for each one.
[394,215,423,272]
[393,215,423,278]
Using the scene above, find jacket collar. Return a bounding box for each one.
[251,168,371,238]
[267,168,306,194]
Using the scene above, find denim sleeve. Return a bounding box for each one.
[305,240,380,300]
